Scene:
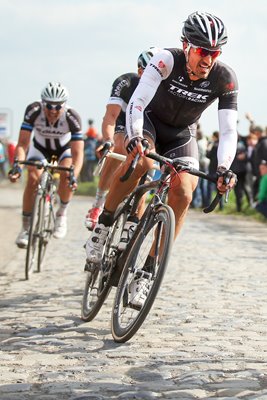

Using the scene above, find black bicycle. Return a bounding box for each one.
[15,159,74,280]
[81,152,225,342]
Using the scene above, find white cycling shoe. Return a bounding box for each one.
[128,273,151,309]
[85,223,110,264]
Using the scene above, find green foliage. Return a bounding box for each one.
[75,178,99,197]
[210,190,266,223]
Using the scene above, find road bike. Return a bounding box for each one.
[16,159,74,280]
[81,151,225,342]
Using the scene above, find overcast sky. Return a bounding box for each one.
[1,0,266,140]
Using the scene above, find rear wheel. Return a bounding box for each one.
[111,205,175,342]
[25,192,43,280]
[81,206,128,322]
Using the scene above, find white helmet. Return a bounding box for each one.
[137,47,161,69]
[41,82,69,103]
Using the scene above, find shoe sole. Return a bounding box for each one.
[16,243,28,249]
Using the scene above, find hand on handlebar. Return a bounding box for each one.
[8,160,22,182]
[68,167,78,191]
[126,137,149,157]
[96,140,114,159]
[216,166,237,200]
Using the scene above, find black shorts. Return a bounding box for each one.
[114,114,126,136]
[143,109,199,168]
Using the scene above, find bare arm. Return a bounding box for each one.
[70,140,84,179]
[15,129,32,161]
[101,104,122,142]
[9,129,31,182]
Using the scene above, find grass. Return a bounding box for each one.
[75,178,99,197]
[203,189,267,223]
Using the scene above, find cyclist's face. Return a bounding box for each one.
[184,43,220,79]
[43,102,65,122]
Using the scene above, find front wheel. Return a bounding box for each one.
[25,192,43,280]
[111,204,175,343]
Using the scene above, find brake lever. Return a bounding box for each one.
[120,153,141,182]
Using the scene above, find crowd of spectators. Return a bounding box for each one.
[192,113,267,220]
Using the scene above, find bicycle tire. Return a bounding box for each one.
[81,206,128,322]
[25,192,43,280]
[37,187,55,272]
[111,204,175,343]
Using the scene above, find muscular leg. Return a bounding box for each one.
[98,133,126,191]
[57,157,73,203]
[22,166,42,213]
[167,173,198,239]
[105,139,155,213]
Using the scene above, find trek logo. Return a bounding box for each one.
[169,84,209,102]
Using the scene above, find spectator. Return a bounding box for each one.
[251,125,266,199]
[192,126,209,208]
[231,135,253,211]
[245,132,258,201]
[255,160,267,219]
[0,139,7,180]
[7,140,17,166]
[81,119,98,182]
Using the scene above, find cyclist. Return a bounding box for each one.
[85,47,160,231]
[9,82,84,248]
[86,12,238,306]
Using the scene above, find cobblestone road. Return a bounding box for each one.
[1,182,267,400]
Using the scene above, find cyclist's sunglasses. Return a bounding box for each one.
[190,44,221,59]
[44,102,65,111]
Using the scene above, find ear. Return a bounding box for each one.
[182,41,188,51]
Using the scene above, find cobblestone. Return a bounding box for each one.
[1,182,267,399]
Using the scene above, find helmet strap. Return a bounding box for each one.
[183,43,196,77]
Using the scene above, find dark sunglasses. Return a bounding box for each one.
[44,102,64,111]
[191,44,221,59]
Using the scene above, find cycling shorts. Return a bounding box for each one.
[27,139,71,163]
[142,109,199,169]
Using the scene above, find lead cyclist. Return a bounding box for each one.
[85,12,238,307]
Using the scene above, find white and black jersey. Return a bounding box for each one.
[21,101,83,156]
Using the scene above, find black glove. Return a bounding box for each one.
[126,137,149,153]
[8,160,22,178]
[216,166,237,185]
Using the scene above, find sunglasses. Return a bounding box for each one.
[190,44,221,59]
[44,102,65,111]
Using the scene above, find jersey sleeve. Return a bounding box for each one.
[218,66,238,111]
[126,51,174,139]
[107,73,135,110]
[21,102,42,132]
[66,108,83,141]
